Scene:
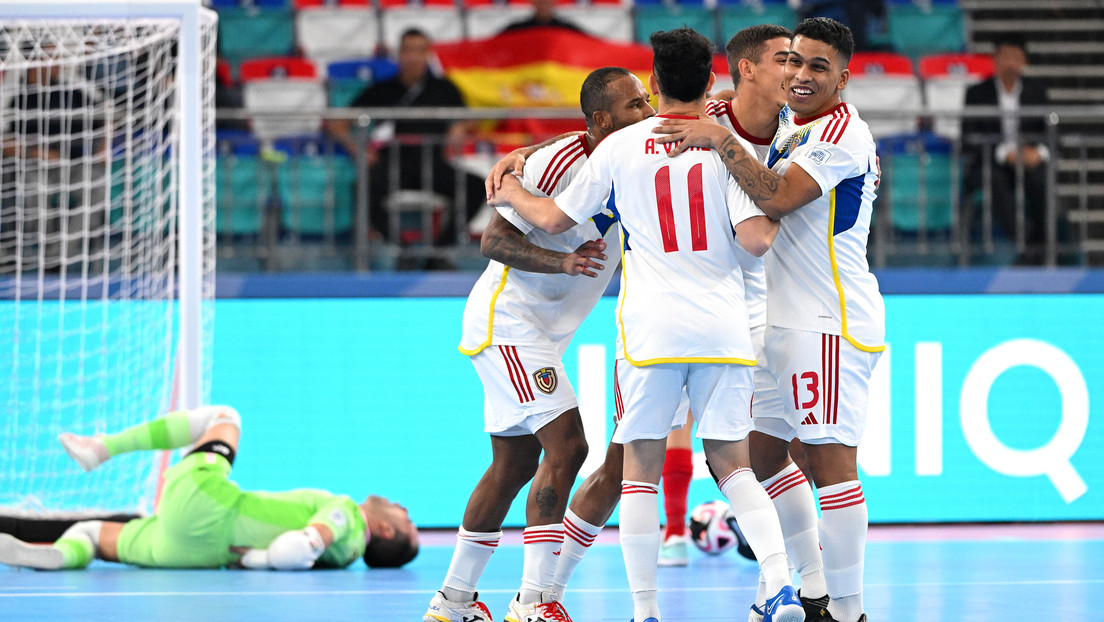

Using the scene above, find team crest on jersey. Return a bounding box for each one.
[767,121,820,168]
[532,367,558,395]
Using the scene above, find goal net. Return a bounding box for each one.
[0,9,217,513]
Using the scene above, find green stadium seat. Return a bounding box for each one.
[215,134,268,236]
[635,5,716,45]
[274,138,357,236]
[887,4,964,58]
[217,7,296,66]
[718,4,797,39]
[880,132,955,232]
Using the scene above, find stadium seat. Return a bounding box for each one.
[879,132,956,233]
[215,132,269,236]
[635,2,715,46]
[208,0,288,8]
[842,51,922,138]
[887,3,964,58]
[463,4,534,40]
[717,1,797,41]
[380,6,464,54]
[272,137,357,236]
[919,52,994,140]
[558,4,634,43]
[240,59,327,140]
[216,6,296,64]
[327,58,400,107]
[295,6,380,67]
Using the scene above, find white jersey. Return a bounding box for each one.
[554,114,766,366]
[460,134,620,356]
[765,102,885,351]
[706,99,773,329]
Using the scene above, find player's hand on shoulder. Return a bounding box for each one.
[486,149,529,200]
[487,173,523,207]
[652,116,725,157]
[564,238,607,278]
[708,89,737,102]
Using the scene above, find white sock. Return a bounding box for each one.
[518,524,564,603]
[762,463,827,598]
[619,481,661,622]
[718,468,790,597]
[552,509,602,600]
[818,480,867,622]
[441,527,502,602]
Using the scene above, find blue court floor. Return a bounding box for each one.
[2,523,1101,621]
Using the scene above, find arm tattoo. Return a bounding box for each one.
[535,486,560,518]
[483,227,570,274]
[717,134,780,203]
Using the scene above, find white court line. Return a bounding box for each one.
[3,579,1103,599]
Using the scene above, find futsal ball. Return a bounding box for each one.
[689,500,755,560]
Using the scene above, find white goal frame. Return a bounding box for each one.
[2,0,210,411]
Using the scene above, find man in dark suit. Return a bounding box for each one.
[961,35,1054,264]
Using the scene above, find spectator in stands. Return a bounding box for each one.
[500,0,584,34]
[791,0,889,51]
[961,34,1054,265]
[329,28,485,258]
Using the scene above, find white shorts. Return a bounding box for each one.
[471,344,578,437]
[612,360,753,444]
[754,326,882,446]
[749,323,786,421]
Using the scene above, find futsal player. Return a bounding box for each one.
[423,66,655,622]
[491,27,805,622]
[654,18,884,622]
[0,406,419,571]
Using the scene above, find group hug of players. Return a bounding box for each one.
[429,17,884,622]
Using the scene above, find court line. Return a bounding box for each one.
[3,578,1103,599]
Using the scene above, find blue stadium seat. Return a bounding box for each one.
[887,3,964,57]
[216,132,269,236]
[208,0,288,7]
[635,2,715,45]
[879,132,955,233]
[272,137,357,236]
[216,6,296,64]
[327,58,399,107]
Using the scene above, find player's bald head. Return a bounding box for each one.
[580,66,635,128]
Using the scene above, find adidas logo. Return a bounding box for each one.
[800,413,818,425]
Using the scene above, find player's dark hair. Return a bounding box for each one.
[725,24,793,85]
[649,27,715,104]
[363,528,419,568]
[991,33,1027,54]
[580,66,634,128]
[793,17,854,64]
[400,28,430,43]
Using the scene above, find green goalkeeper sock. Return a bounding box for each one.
[102,411,194,457]
[53,536,94,569]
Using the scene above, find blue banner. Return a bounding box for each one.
[210,295,1104,528]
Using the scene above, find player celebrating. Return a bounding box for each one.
[655,18,883,622]
[0,406,418,571]
[492,27,805,622]
[423,66,654,622]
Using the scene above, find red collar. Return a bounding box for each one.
[794,101,848,125]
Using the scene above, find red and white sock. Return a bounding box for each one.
[661,448,693,539]
[441,527,502,602]
[518,524,564,603]
[718,468,790,597]
[818,480,867,622]
[762,462,827,599]
[619,480,661,622]
[552,509,602,599]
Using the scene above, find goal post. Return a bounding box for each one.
[0,0,217,513]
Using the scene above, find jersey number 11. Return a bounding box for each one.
[655,163,708,253]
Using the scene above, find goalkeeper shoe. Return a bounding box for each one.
[763,585,805,622]
[657,533,689,567]
[58,433,110,472]
[799,592,831,622]
[424,591,493,622]
[0,534,65,570]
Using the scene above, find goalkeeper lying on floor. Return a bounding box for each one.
[0,406,418,571]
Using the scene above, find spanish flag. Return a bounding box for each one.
[434,28,656,110]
